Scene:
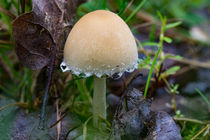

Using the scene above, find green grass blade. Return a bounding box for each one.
[83,116,93,140]
[165,21,182,30]
[144,12,166,98]
[125,0,147,23]
[143,44,161,98]
[195,88,210,106]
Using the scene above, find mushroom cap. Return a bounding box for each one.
[61,10,138,77]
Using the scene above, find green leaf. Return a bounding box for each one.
[170,84,180,94]
[138,57,151,69]
[195,88,210,106]
[164,66,180,76]
[165,54,183,60]
[149,23,156,42]
[165,21,182,30]
[157,11,167,23]
[142,42,159,47]
[163,36,172,43]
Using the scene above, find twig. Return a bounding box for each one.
[125,69,142,87]
[121,0,134,16]
[132,18,181,30]
[56,99,61,140]
[0,102,28,111]
[173,117,209,124]
[135,37,148,57]
[53,84,61,140]
[49,112,68,129]
[143,50,210,69]
[132,21,153,29]
[39,44,56,130]
[174,57,210,69]
[175,65,194,76]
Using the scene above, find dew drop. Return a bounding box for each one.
[60,61,70,72]
[85,72,92,77]
[73,70,80,76]
[112,72,123,79]
[138,59,142,63]
[96,73,103,78]
[79,73,86,77]
[79,72,92,78]
[126,68,134,73]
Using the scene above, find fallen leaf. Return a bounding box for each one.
[13,13,53,70]
[12,0,85,70]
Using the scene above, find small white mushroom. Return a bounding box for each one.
[61,10,138,126]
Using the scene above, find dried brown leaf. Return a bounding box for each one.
[12,0,84,70]
[13,13,53,70]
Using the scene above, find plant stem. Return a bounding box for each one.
[39,44,56,130]
[144,16,166,98]
[93,76,106,127]
[173,117,209,124]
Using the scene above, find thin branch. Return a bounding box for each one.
[142,50,210,69]
[56,99,61,140]
[39,44,56,130]
[121,0,134,16]
[173,57,210,69]
[49,112,68,129]
[0,102,28,111]
[173,117,209,124]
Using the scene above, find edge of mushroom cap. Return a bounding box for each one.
[60,59,139,78]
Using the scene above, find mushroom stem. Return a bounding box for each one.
[93,76,106,127]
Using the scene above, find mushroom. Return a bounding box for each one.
[60,10,138,126]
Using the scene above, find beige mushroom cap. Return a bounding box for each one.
[61,10,138,77]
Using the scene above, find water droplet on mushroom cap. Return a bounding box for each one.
[61,10,138,78]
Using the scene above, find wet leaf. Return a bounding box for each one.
[145,111,182,140]
[110,88,182,139]
[110,88,151,139]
